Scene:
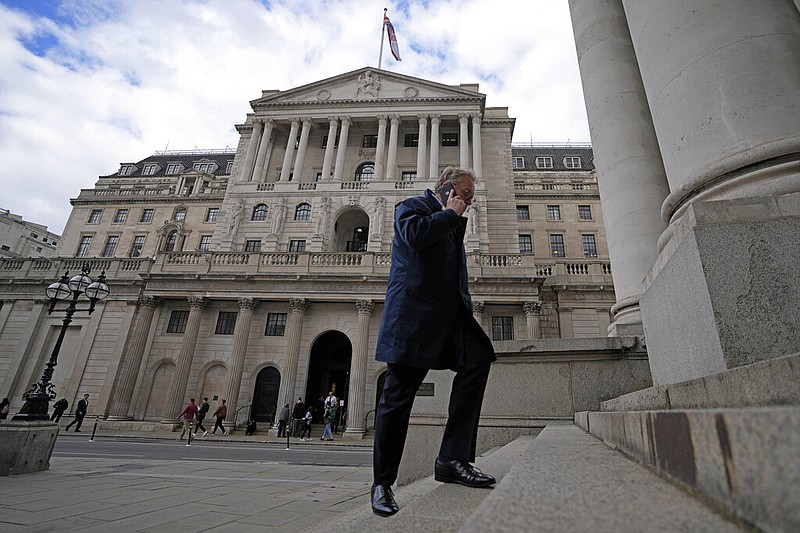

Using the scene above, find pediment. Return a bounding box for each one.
[250,67,483,107]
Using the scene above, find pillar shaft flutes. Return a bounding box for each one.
[222,298,257,422]
[471,114,483,178]
[251,119,274,182]
[163,297,206,421]
[523,301,542,340]
[333,117,351,181]
[240,120,263,182]
[374,115,388,180]
[108,296,160,419]
[321,117,338,181]
[416,115,428,180]
[344,300,374,437]
[429,114,441,179]
[458,114,470,168]
[279,119,300,182]
[386,115,400,182]
[292,118,312,182]
[279,299,309,409]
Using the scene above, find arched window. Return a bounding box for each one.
[252,203,269,221]
[354,162,374,182]
[295,203,311,221]
[174,207,186,221]
[165,230,178,252]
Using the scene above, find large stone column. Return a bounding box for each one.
[458,113,470,168]
[385,115,400,182]
[523,301,542,340]
[251,119,274,182]
[279,119,300,182]
[163,297,206,422]
[374,115,388,180]
[472,300,485,333]
[222,298,257,425]
[344,299,374,438]
[292,117,312,182]
[333,117,351,181]
[416,115,428,180]
[569,0,670,336]
[429,114,441,179]
[239,119,263,182]
[278,299,309,409]
[471,114,483,178]
[107,296,161,419]
[321,116,338,181]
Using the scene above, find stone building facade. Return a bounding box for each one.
[0,208,60,258]
[0,68,612,435]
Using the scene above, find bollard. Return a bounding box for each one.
[89,416,99,442]
[286,423,290,450]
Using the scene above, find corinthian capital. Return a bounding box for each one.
[356,299,374,315]
[289,298,309,313]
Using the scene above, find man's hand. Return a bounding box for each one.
[445,194,468,216]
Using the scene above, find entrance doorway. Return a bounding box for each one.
[251,367,281,424]
[305,331,352,424]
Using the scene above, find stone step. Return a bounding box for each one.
[308,424,745,532]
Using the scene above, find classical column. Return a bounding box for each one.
[472,301,485,332]
[458,113,470,168]
[163,296,206,422]
[569,0,669,335]
[292,117,313,182]
[385,114,401,182]
[344,299,374,437]
[279,119,300,182]
[321,116,339,181]
[471,114,483,178]
[429,114,441,179]
[416,114,428,180]
[333,116,351,181]
[107,296,161,419]
[374,115,388,181]
[279,298,309,409]
[251,119,274,182]
[523,301,542,340]
[222,298,257,423]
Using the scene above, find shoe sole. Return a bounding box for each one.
[434,472,495,488]
[372,506,398,517]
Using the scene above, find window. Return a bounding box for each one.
[519,234,533,254]
[516,205,530,221]
[578,205,592,221]
[206,207,219,222]
[564,156,582,169]
[119,165,134,176]
[512,156,525,169]
[315,172,323,182]
[174,208,186,221]
[101,235,119,257]
[362,135,378,148]
[401,171,416,182]
[193,162,215,173]
[113,209,128,223]
[252,204,268,221]
[245,240,261,252]
[199,235,212,252]
[76,236,92,257]
[1,245,8,251]
[582,234,598,257]
[166,163,182,175]
[404,134,419,147]
[265,312,287,336]
[129,235,145,257]
[289,239,306,252]
[322,134,339,149]
[142,163,158,175]
[165,230,178,252]
[294,203,311,221]
[225,161,233,174]
[88,209,102,224]
[492,316,514,341]
[546,205,561,221]
[167,310,189,333]
[535,156,553,169]
[441,132,458,146]
[140,208,154,223]
[355,163,374,182]
[550,234,565,257]
[215,312,238,335]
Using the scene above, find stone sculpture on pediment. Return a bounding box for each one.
[356,70,381,98]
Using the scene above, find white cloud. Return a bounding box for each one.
[0,0,589,234]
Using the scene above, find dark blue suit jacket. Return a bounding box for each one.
[376,190,494,370]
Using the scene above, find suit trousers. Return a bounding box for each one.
[373,319,492,486]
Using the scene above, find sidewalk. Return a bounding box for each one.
[0,426,374,532]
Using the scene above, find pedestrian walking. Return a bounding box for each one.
[51,398,69,422]
[277,403,290,437]
[291,397,305,437]
[299,408,313,440]
[195,397,210,436]
[0,397,9,421]
[65,394,90,432]
[176,398,199,442]
[211,399,228,435]
[321,404,335,441]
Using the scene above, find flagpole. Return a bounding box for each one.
[378,7,387,69]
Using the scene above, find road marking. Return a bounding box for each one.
[53,452,145,457]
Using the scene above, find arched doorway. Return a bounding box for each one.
[333,208,370,252]
[251,367,281,424]
[305,331,352,424]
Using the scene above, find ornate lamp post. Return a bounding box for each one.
[13,264,110,421]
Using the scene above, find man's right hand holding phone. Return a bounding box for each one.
[445,194,468,216]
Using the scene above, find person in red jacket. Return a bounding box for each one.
[176,398,199,442]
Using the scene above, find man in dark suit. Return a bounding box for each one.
[65,393,89,432]
[371,167,496,517]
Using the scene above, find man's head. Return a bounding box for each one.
[204,397,208,402]
[83,394,89,399]
[221,399,226,404]
[435,166,476,205]
[190,398,195,403]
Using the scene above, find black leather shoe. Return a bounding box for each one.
[371,484,399,516]
[434,458,496,488]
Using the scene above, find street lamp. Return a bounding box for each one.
[13,264,110,421]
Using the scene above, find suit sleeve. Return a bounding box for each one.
[395,201,462,250]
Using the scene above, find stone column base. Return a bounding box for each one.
[0,420,59,476]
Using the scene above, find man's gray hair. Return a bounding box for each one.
[435,166,477,189]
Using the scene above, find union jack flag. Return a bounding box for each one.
[384,15,401,61]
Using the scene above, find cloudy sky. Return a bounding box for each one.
[0,0,590,234]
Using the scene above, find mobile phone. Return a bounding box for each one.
[437,183,454,205]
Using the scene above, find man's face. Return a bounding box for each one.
[451,177,475,205]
